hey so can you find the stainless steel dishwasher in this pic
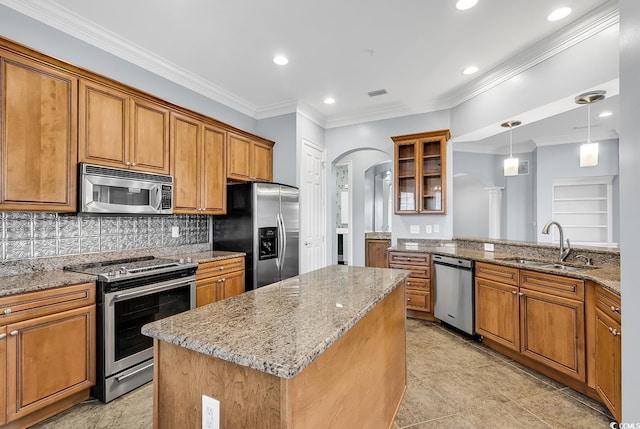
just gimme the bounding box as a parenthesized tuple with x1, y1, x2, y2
(433, 255, 475, 335)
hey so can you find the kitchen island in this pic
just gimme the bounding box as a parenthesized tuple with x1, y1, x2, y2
(141, 265, 409, 429)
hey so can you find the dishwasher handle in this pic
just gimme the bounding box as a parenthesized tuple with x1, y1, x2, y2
(433, 255, 473, 270)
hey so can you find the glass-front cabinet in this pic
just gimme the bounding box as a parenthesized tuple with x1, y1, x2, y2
(392, 130, 450, 214)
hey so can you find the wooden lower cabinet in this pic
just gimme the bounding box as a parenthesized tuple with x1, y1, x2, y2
(365, 239, 390, 268)
(0, 282, 95, 428)
(591, 286, 622, 422)
(475, 263, 586, 382)
(389, 251, 432, 318)
(0, 326, 6, 425)
(196, 257, 245, 307)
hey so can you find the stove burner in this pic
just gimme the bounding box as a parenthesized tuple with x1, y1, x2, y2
(64, 256, 197, 282)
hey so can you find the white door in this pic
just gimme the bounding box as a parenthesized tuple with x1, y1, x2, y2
(300, 139, 326, 273)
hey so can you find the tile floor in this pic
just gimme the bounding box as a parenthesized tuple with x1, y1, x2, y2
(32, 319, 615, 428)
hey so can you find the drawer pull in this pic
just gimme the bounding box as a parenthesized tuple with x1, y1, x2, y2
(407, 297, 410, 302)
(10, 330, 18, 336)
(0, 333, 6, 340)
(3, 308, 11, 315)
(610, 305, 621, 314)
(219, 267, 225, 270)
(518, 292, 524, 296)
(608, 326, 621, 337)
(511, 291, 517, 295)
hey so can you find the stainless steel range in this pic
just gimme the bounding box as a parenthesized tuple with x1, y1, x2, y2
(65, 256, 198, 402)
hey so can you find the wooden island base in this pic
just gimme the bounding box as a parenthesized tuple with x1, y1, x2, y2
(153, 284, 407, 429)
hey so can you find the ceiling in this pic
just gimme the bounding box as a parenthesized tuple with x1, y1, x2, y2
(0, 0, 619, 145)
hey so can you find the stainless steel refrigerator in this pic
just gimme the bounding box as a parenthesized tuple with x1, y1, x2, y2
(213, 182, 299, 290)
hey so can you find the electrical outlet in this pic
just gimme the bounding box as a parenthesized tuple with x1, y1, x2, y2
(171, 226, 180, 238)
(410, 225, 420, 234)
(433, 224, 440, 233)
(425, 225, 432, 234)
(484, 243, 495, 252)
(202, 395, 220, 429)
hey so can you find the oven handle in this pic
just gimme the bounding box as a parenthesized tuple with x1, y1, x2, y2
(115, 362, 154, 382)
(111, 278, 194, 302)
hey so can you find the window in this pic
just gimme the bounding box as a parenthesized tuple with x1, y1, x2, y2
(551, 176, 614, 247)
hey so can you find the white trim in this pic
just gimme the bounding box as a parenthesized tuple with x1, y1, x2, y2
(0, 0, 619, 127)
(335, 160, 353, 266)
(300, 138, 326, 271)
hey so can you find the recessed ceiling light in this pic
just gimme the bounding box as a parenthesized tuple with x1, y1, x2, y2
(462, 66, 479, 75)
(456, 0, 478, 11)
(324, 97, 336, 105)
(547, 7, 572, 22)
(273, 55, 289, 65)
(599, 111, 613, 118)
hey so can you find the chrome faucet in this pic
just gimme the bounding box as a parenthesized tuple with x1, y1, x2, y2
(541, 220, 572, 262)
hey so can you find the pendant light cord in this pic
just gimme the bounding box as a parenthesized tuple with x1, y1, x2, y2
(587, 103, 591, 144)
(509, 124, 513, 157)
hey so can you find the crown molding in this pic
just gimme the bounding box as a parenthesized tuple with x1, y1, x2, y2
(295, 102, 327, 128)
(453, 140, 537, 155)
(438, 1, 620, 109)
(0, 0, 620, 129)
(0, 0, 260, 117)
(533, 129, 619, 146)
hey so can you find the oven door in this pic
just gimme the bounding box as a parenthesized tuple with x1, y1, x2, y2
(81, 173, 169, 214)
(103, 276, 195, 377)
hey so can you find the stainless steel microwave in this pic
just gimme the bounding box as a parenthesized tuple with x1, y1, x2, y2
(79, 163, 173, 215)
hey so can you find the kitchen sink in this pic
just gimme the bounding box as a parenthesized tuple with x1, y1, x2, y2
(497, 257, 550, 266)
(542, 263, 598, 271)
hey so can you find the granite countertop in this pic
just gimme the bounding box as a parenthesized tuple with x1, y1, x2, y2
(365, 232, 392, 240)
(141, 265, 409, 379)
(162, 250, 245, 264)
(389, 243, 621, 296)
(0, 270, 97, 298)
(0, 249, 245, 298)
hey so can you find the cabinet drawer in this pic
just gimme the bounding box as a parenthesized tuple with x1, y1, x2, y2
(475, 262, 519, 286)
(0, 283, 95, 325)
(389, 252, 430, 266)
(595, 286, 621, 323)
(406, 290, 430, 311)
(520, 270, 584, 301)
(196, 257, 245, 279)
(390, 264, 430, 279)
(406, 277, 430, 291)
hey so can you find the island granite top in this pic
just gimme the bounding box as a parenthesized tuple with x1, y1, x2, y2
(141, 265, 409, 379)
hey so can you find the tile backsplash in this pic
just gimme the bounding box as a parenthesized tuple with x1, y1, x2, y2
(0, 212, 210, 261)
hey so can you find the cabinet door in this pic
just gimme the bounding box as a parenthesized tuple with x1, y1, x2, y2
(6, 305, 95, 422)
(394, 141, 418, 213)
(594, 308, 621, 422)
(519, 289, 585, 381)
(196, 277, 219, 307)
(130, 97, 170, 174)
(365, 239, 390, 268)
(220, 270, 245, 300)
(201, 123, 226, 214)
(171, 112, 200, 213)
(0, 52, 78, 211)
(420, 137, 446, 214)
(78, 80, 129, 168)
(252, 140, 273, 182)
(475, 277, 519, 351)
(227, 133, 252, 180)
(0, 326, 6, 425)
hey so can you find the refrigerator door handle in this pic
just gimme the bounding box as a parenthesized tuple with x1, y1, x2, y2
(278, 212, 287, 272)
(275, 213, 282, 270)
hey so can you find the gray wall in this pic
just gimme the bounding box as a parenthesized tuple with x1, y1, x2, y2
(0, 5, 257, 132)
(256, 113, 297, 186)
(504, 151, 535, 242)
(536, 139, 620, 243)
(452, 175, 490, 238)
(619, 0, 640, 419)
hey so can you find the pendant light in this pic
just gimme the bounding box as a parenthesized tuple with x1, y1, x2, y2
(575, 90, 605, 167)
(502, 120, 522, 176)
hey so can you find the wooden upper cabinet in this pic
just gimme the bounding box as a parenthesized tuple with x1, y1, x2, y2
(201, 123, 226, 213)
(0, 51, 78, 211)
(130, 97, 170, 174)
(227, 132, 274, 182)
(79, 80, 170, 174)
(392, 130, 449, 214)
(79, 79, 129, 167)
(171, 112, 200, 212)
(170, 112, 226, 215)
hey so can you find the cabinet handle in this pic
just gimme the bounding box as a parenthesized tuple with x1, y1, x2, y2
(518, 292, 524, 296)
(125, 161, 131, 166)
(9, 330, 18, 336)
(219, 267, 225, 270)
(3, 308, 11, 315)
(511, 291, 517, 295)
(610, 306, 621, 314)
(406, 281, 411, 286)
(131, 162, 137, 166)
(407, 297, 411, 302)
(0, 333, 6, 340)
(608, 326, 621, 336)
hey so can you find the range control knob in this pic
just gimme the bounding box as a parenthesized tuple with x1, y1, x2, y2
(119, 267, 127, 275)
(107, 270, 115, 277)
(186, 257, 192, 263)
(179, 258, 185, 264)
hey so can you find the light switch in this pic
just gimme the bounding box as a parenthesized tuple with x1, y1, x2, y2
(171, 226, 180, 238)
(410, 225, 420, 234)
(433, 224, 440, 233)
(425, 225, 432, 234)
